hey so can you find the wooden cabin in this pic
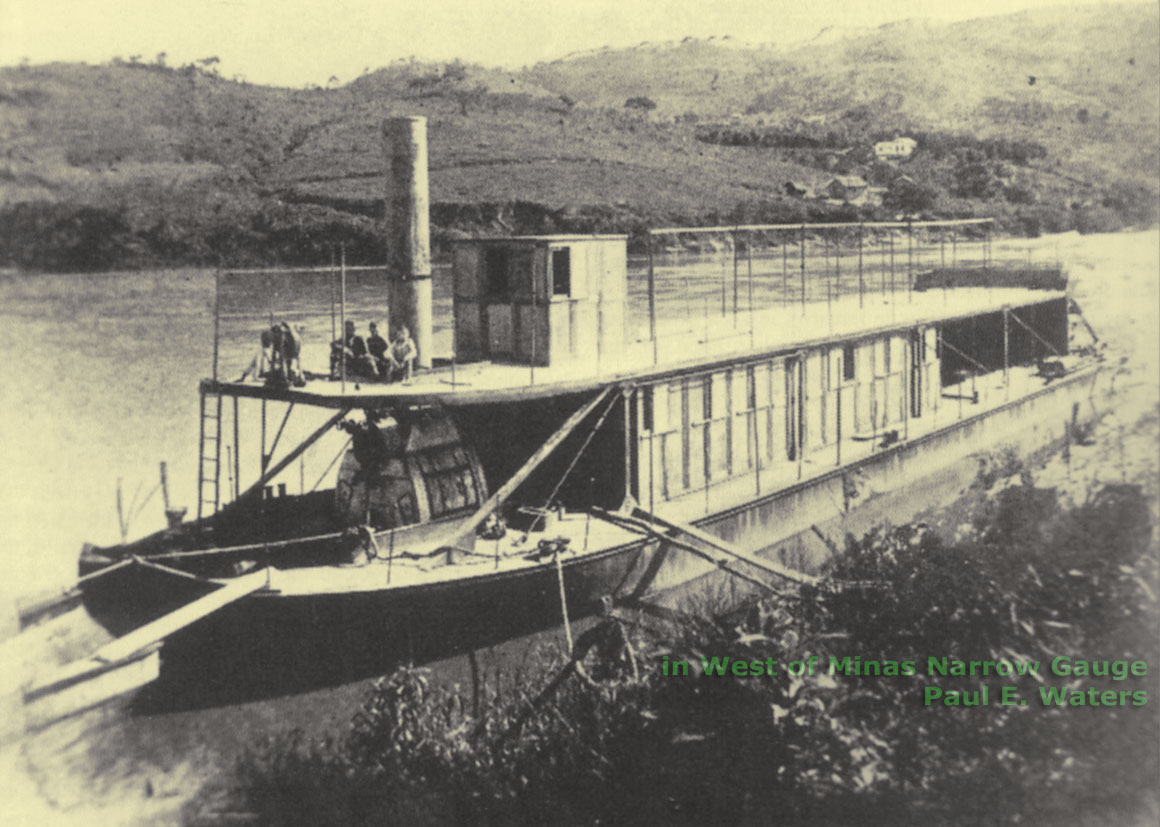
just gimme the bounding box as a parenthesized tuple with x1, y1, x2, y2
(451, 235, 628, 367)
(627, 324, 942, 511)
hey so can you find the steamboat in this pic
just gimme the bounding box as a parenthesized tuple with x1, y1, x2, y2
(17, 117, 1110, 723)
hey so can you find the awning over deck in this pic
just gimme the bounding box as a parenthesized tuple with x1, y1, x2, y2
(205, 286, 1065, 409)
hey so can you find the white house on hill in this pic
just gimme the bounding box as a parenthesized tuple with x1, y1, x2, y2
(874, 137, 917, 161)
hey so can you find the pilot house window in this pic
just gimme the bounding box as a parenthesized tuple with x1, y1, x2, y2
(552, 249, 571, 296)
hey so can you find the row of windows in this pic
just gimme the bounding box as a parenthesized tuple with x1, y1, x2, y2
(639, 359, 801, 499)
(637, 331, 937, 502)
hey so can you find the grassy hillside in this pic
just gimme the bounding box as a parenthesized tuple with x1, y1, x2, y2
(0, 3, 1156, 270)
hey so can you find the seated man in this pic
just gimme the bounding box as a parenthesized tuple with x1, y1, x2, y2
(330, 320, 377, 379)
(386, 325, 417, 383)
(366, 322, 389, 377)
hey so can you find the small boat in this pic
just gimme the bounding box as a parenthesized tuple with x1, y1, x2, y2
(19, 117, 1112, 722)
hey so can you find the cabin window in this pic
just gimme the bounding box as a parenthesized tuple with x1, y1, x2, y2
(702, 377, 713, 420)
(417, 447, 482, 519)
(642, 386, 654, 431)
(746, 366, 757, 410)
(843, 343, 855, 381)
(484, 248, 509, 297)
(551, 249, 571, 296)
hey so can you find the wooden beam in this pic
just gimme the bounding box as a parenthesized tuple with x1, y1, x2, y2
(237, 408, 350, 502)
(589, 507, 782, 595)
(446, 386, 615, 547)
(92, 568, 270, 664)
(1007, 307, 1064, 357)
(632, 508, 820, 586)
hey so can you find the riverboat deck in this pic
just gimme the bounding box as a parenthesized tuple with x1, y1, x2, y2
(207, 286, 1064, 407)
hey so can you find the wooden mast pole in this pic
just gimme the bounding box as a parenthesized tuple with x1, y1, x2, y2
(238, 409, 351, 503)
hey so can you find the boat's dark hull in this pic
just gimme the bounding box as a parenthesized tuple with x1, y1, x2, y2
(84, 361, 1111, 710)
(104, 539, 649, 708)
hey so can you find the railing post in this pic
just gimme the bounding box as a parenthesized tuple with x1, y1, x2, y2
(746, 231, 754, 347)
(340, 245, 347, 393)
(647, 233, 657, 365)
(1002, 304, 1011, 389)
(907, 220, 914, 303)
(857, 223, 864, 309)
(799, 224, 806, 317)
(530, 246, 537, 386)
(233, 395, 240, 502)
(731, 228, 739, 324)
(782, 234, 788, 304)
(212, 268, 221, 382)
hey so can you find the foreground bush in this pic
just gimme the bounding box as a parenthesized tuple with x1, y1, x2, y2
(191, 483, 1158, 826)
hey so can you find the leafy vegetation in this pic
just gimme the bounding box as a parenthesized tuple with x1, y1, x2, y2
(190, 482, 1158, 826)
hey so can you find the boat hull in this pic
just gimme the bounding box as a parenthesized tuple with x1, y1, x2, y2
(90, 362, 1111, 708)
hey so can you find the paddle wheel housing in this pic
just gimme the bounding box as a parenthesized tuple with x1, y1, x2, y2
(334, 410, 488, 530)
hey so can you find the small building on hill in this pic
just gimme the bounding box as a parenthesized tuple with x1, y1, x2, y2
(821, 175, 869, 203)
(874, 137, 918, 161)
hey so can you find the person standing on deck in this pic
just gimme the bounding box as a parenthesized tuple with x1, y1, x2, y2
(331, 320, 377, 379)
(239, 329, 274, 382)
(278, 321, 305, 385)
(386, 326, 417, 384)
(366, 322, 389, 377)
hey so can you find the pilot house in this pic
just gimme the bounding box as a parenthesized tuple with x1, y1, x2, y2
(451, 236, 628, 367)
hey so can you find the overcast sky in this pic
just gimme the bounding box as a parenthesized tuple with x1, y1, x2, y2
(1, 0, 1147, 87)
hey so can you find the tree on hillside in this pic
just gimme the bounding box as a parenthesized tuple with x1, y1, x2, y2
(883, 177, 939, 214)
(624, 96, 657, 113)
(952, 151, 1003, 200)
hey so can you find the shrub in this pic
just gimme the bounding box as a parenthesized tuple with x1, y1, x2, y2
(198, 481, 1157, 827)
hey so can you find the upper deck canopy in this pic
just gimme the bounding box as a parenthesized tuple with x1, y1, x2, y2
(206, 280, 1065, 408)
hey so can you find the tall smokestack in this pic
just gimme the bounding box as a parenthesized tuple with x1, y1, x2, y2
(383, 116, 432, 370)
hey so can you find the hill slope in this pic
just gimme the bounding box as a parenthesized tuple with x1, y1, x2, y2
(0, 3, 1156, 270)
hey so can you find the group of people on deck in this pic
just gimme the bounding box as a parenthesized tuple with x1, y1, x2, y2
(240, 322, 304, 387)
(239, 320, 417, 386)
(330, 320, 417, 383)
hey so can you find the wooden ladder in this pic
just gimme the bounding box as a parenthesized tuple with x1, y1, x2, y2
(197, 389, 223, 520)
